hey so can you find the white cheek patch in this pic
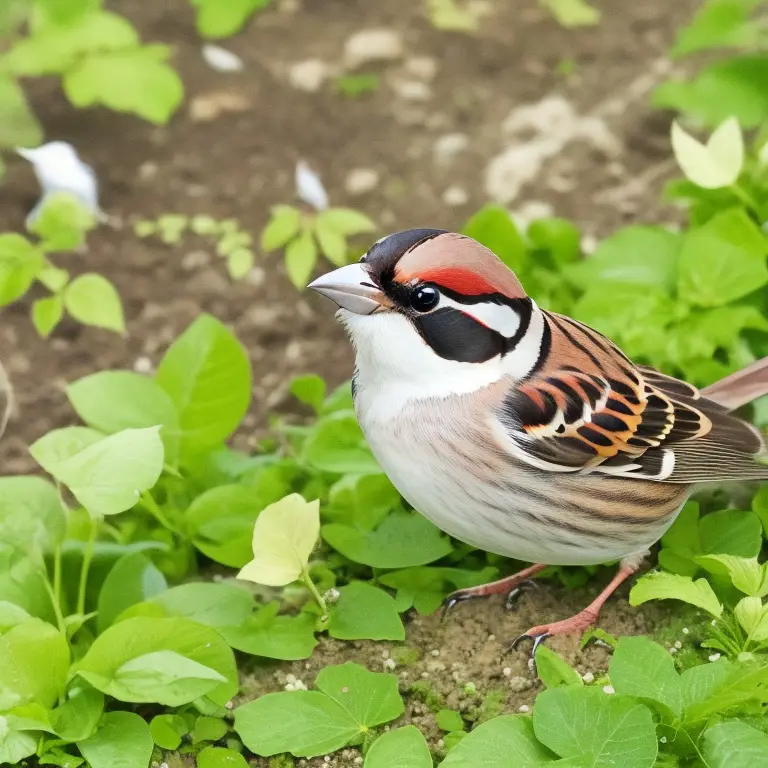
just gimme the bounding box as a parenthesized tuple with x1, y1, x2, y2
(439, 296, 521, 338)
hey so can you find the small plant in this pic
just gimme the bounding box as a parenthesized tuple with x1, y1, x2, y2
(335, 73, 381, 98)
(426, 0, 483, 31)
(0, 193, 125, 336)
(540, 0, 601, 28)
(189, 0, 272, 39)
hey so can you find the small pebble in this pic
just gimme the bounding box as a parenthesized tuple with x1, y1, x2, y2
(603, 685, 615, 695)
(582, 672, 595, 684)
(421, 671, 429, 679)
(289, 59, 328, 92)
(503, 667, 512, 677)
(669, 648, 677, 655)
(708, 653, 721, 662)
(133, 356, 152, 374)
(345, 167, 379, 196)
(431, 649, 441, 657)
(443, 186, 469, 206)
(518, 704, 530, 713)
(286, 674, 297, 684)
(682, 627, 689, 635)
(202, 44, 244, 72)
(383, 658, 396, 670)
(660, 736, 667, 744)
(488, 635, 496, 642)
(344, 28, 403, 69)
(674, 641, 682, 649)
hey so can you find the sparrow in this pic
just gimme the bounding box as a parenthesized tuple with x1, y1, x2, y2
(308, 229, 768, 649)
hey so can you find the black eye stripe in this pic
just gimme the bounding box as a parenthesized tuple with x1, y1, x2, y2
(413, 307, 505, 363)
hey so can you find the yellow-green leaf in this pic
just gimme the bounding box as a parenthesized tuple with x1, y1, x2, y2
(671, 117, 744, 189)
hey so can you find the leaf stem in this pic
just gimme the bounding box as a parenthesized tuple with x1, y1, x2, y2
(302, 566, 328, 619)
(77, 514, 99, 616)
(42, 575, 66, 637)
(140, 490, 176, 532)
(53, 544, 63, 614)
(730, 182, 761, 216)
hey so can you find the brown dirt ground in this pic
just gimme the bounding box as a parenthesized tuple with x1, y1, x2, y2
(0, 0, 703, 764)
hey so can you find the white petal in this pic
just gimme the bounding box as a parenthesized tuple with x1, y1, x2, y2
(202, 44, 244, 73)
(707, 117, 744, 185)
(671, 119, 742, 189)
(296, 161, 329, 211)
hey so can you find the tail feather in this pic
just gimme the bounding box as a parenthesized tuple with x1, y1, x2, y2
(701, 356, 768, 412)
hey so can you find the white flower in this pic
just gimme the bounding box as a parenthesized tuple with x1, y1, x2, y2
(671, 117, 744, 189)
(296, 160, 329, 211)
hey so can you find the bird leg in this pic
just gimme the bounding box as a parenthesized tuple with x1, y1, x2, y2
(513, 561, 638, 651)
(442, 563, 547, 616)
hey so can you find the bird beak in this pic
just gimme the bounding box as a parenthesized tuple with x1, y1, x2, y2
(308, 263, 388, 315)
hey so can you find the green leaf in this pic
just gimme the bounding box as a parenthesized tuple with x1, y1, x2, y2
(148, 582, 254, 629)
(75, 617, 236, 706)
(0, 618, 69, 710)
(50, 685, 104, 742)
(64, 273, 125, 333)
(315, 217, 348, 266)
(685, 661, 768, 721)
(671, 118, 744, 189)
(197, 746, 249, 768)
(0, 602, 31, 632)
(34, 0, 100, 25)
(440, 715, 555, 767)
(703, 721, 768, 768)
(227, 248, 253, 279)
(699, 509, 763, 557)
(566, 226, 681, 292)
(156, 314, 251, 460)
(290, 374, 326, 413)
(261, 206, 301, 251)
(680, 659, 731, 712)
(365, 725, 432, 768)
(328, 581, 405, 641)
(30, 427, 164, 516)
(237, 495, 319, 587)
(32, 296, 64, 337)
(97, 552, 167, 633)
(149, 713, 188, 750)
(302, 412, 380, 474)
(435, 710, 465, 731)
(0, 75, 43, 148)
(322, 511, 452, 568)
(629, 572, 722, 617)
(462, 205, 526, 272)
(64, 46, 183, 125)
(77, 711, 153, 768)
(193, 0, 270, 39)
(38, 265, 70, 292)
(285, 230, 318, 289)
(5, 11, 139, 75)
(734, 596, 768, 640)
(29, 192, 95, 251)
(535, 646, 583, 689)
(541, 0, 600, 27)
(218, 604, 317, 660)
(527, 217, 581, 266)
(533, 686, 657, 768)
(235, 662, 403, 757)
(67, 371, 180, 461)
(609, 636, 682, 717)
(653, 55, 768, 129)
(0, 475, 66, 552)
(672, 0, 762, 57)
(186, 485, 264, 568)
(0, 234, 44, 306)
(0, 718, 36, 765)
(316, 208, 376, 237)
(695, 555, 768, 596)
(325, 472, 400, 531)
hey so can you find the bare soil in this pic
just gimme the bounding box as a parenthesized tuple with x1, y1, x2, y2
(0, 0, 700, 764)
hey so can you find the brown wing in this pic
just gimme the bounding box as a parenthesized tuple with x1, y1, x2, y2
(498, 313, 768, 482)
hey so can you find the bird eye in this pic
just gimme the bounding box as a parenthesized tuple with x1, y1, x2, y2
(409, 284, 440, 312)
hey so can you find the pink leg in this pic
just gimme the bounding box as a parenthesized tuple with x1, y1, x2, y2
(513, 562, 639, 653)
(443, 563, 547, 615)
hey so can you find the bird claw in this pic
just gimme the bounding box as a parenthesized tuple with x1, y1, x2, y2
(505, 579, 540, 611)
(440, 592, 473, 621)
(510, 631, 551, 673)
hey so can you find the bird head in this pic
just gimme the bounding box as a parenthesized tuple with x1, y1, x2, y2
(309, 230, 547, 397)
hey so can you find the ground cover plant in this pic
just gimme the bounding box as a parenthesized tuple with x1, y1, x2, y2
(1, 0, 768, 766)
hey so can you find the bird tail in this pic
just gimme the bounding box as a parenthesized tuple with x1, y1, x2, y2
(702, 356, 768, 412)
(0, 361, 11, 441)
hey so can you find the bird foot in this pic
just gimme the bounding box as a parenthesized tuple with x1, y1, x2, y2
(511, 608, 599, 657)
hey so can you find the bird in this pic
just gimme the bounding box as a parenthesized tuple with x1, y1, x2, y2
(308, 228, 768, 651)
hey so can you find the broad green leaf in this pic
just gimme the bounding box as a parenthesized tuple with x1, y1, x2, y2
(150, 713, 188, 750)
(695, 555, 768, 596)
(0, 618, 69, 710)
(37, 265, 69, 292)
(677, 208, 768, 307)
(32, 296, 64, 337)
(653, 56, 768, 128)
(0, 475, 66, 552)
(440, 715, 555, 767)
(227, 248, 253, 278)
(436, 710, 465, 732)
(64, 274, 125, 333)
(261, 206, 301, 251)
(527, 217, 581, 266)
(156, 314, 251, 460)
(218, 604, 317, 660)
(0, 234, 44, 306)
(74, 616, 237, 706)
(193, 0, 270, 38)
(322, 511, 452, 568)
(0, 602, 31, 632)
(609, 636, 682, 717)
(34, 0, 100, 24)
(97, 552, 167, 633)
(533, 686, 657, 768)
(365, 725, 432, 768)
(67, 371, 180, 461)
(680, 659, 731, 712)
(685, 662, 768, 721)
(325, 472, 401, 531)
(29, 192, 95, 251)
(315, 217, 347, 266)
(0, 75, 43, 148)
(50, 685, 104, 742)
(316, 208, 376, 237)
(5, 11, 139, 75)
(197, 746, 249, 768)
(0, 547, 54, 623)
(30, 426, 164, 516)
(328, 581, 405, 641)
(699, 509, 763, 557)
(734, 596, 767, 639)
(186, 485, 265, 568)
(703, 721, 768, 768)
(237, 494, 319, 587)
(672, 0, 762, 57)
(193, 718, 230, 746)
(541, 0, 600, 27)
(0, 717, 36, 764)
(285, 230, 318, 289)
(463, 205, 526, 272)
(148, 582, 254, 629)
(64, 46, 183, 125)
(77, 711, 153, 768)
(671, 118, 744, 189)
(629, 572, 722, 617)
(565, 226, 681, 292)
(302, 412, 380, 474)
(535, 646, 583, 689)
(290, 374, 326, 413)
